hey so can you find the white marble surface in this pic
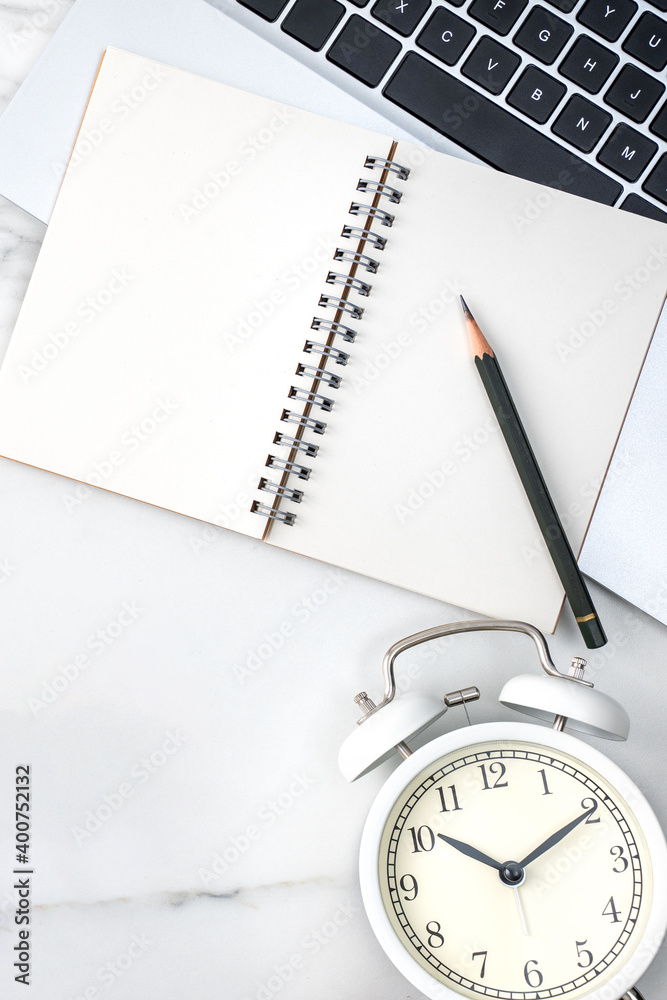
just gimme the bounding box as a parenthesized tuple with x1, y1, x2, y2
(0, 4, 666, 998)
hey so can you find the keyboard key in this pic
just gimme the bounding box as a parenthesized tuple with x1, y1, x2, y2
(417, 8, 477, 65)
(577, 0, 637, 41)
(507, 64, 567, 121)
(621, 193, 667, 221)
(605, 63, 665, 122)
(514, 6, 574, 64)
(552, 93, 612, 150)
(468, 0, 528, 36)
(237, 0, 289, 19)
(646, 0, 667, 11)
(383, 52, 623, 202)
(545, 0, 577, 10)
(327, 14, 402, 85)
(643, 153, 667, 203)
(462, 35, 521, 92)
(623, 12, 667, 71)
(597, 123, 658, 180)
(559, 35, 619, 92)
(372, 0, 431, 35)
(282, 0, 345, 50)
(650, 100, 667, 138)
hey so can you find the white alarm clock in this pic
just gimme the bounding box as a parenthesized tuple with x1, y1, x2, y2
(339, 620, 666, 1000)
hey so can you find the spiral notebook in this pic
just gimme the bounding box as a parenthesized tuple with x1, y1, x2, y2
(0, 48, 665, 632)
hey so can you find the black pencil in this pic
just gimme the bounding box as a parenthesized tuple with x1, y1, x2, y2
(460, 296, 607, 650)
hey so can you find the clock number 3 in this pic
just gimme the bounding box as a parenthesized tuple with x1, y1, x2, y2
(611, 844, 629, 873)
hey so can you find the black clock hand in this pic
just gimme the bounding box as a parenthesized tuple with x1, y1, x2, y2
(437, 833, 502, 871)
(519, 805, 596, 869)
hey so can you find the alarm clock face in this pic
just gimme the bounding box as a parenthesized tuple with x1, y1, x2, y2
(361, 723, 667, 1000)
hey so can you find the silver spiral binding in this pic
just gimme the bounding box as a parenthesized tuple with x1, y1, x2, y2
(288, 386, 335, 410)
(304, 342, 350, 365)
(311, 318, 357, 342)
(318, 294, 364, 319)
(325, 271, 372, 297)
(281, 409, 327, 435)
(266, 456, 311, 479)
(252, 149, 410, 526)
(295, 363, 343, 388)
(258, 479, 304, 503)
(349, 203, 395, 227)
(251, 502, 297, 525)
(333, 248, 379, 273)
(356, 179, 402, 203)
(340, 225, 387, 250)
(273, 433, 319, 457)
(364, 155, 410, 179)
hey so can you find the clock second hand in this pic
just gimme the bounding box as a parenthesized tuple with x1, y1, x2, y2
(436, 833, 531, 936)
(513, 887, 529, 937)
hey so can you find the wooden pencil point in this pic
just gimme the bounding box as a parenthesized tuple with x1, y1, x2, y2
(460, 296, 494, 360)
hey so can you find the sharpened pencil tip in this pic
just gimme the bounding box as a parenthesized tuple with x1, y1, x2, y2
(460, 296, 494, 359)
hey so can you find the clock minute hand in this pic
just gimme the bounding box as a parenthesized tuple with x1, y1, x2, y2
(519, 805, 596, 869)
(437, 833, 502, 871)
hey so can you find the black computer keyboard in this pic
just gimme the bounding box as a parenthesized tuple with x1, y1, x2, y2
(234, 0, 667, 221)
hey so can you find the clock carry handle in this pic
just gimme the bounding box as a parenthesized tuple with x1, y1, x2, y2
(367, 619, 591, 720)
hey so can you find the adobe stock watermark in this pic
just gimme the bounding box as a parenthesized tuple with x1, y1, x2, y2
(233, 568, 348, 684)
(66, 932, 153, 1000)
(555, 245, 667, 362)
(28, 601, 144, 714)
(6, 0, 69, 54)
(71, 730, 189, 846)
(223, 236, 337, 353)
(199, 772, 316, 887)
(17, 267, 134, 384)
(521, 445, 633, 567)
(62, 396, 180, 512)
(394, 414, 499, 524)
(50, 64, 170, 181)
(179, 107, 295, 222)
(243, 900, 357, 1000)
(351, 278, 462, 394)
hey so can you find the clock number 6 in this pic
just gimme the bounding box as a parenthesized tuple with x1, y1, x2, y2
(425, 921, 444, 949)
(524, 959, 543, 987)
(399, 874, 418, 900)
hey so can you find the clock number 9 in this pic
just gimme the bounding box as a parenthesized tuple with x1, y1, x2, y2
(611, 845, 629, 873)
(524, 959, 543, 987)
(425, 921, 444, 949)
(399, 874, 418, 900)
